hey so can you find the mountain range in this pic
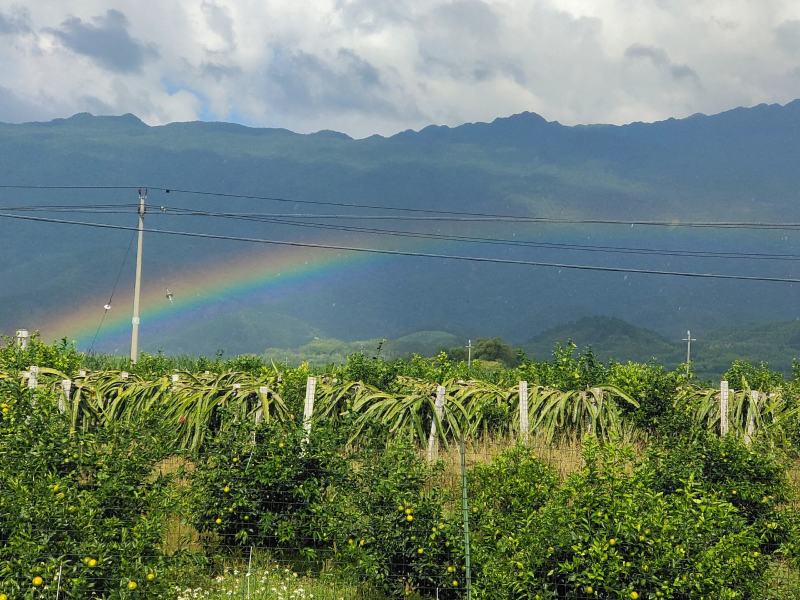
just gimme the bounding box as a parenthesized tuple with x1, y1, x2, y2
(1, 101, 800, 363)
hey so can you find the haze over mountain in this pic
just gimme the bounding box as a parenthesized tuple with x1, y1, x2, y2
(1, 100, 800, 363)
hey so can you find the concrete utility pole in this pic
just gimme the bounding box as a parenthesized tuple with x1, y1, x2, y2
(130, 189, 146, 363)
(466, 339, 472, 368)
(682, 329, 696, 374)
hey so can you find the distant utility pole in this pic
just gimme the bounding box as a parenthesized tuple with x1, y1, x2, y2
(466, 339, 472, 368)
(682, 329, 696, 374)
(130, 189, 146, 363)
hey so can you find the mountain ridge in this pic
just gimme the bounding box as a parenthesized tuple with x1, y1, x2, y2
(2, 99, 800, 355)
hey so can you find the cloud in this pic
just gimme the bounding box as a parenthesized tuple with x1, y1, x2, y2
(0, 1, 798, 136)
(47, 9, 158, 73)
(265, 46, 388, 114)
(0, 7, 29, 34)
(200, 1, 235, 51)
(625, 43, 699, 82)
(775, 20, 800, 54)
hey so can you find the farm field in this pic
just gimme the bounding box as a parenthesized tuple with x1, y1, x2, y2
(3, 336, 800, 598)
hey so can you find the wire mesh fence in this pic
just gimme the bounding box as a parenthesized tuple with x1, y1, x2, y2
(2, 369, 800, 599)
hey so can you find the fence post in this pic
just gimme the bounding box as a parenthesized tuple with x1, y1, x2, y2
(459, 437, 472, 599)
(256, 386, 269, 424)
(427, 385, 447, 462)
(27, 366, 39, 390)
(518, 381, 529, 445)
(745, 390, 758, 445)
(59, 379, 72, 414)
(720, 380, 729, 436)
(15, 329, 29, 349)
(303, 377, 316, 441)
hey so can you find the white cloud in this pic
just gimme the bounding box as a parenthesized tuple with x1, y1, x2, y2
(0, 0, 798, 136)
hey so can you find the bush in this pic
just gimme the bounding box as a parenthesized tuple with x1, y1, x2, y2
(327, 439, 465, 598)
(472, 440, 772, 599)
(0, 381, 176, 598)
(646, 429, 788, 522)
(0, 334, 82, 375)
(188, 418, 349, 555)
(606, 362, 684, 429)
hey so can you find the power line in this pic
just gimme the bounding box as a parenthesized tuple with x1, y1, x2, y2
(158, 205, 800, 261)
(2, 184, 800, 230)
(2, 211, 799, 284)
(88, 231, 137, 354)
(5, 200, 800, 260)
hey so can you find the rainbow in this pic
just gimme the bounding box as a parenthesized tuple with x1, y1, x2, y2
(40, 243, 384, 351)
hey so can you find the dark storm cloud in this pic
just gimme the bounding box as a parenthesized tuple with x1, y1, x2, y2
(265, 46, 390, 114)
(625, 43, 699, 82)
(775, 20, 800, 54)
(48, 9, 158, 73)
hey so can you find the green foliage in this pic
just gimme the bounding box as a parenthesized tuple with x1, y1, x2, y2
(517, 343, 609, 390)
(646, 430, 787, 522)
(472, 440, 774, 599)
(326, 440, 465, 598)
(606, 362, 685, 429)
(189, 419, 349, 554)
(0, 334, 82, 375)
(0, 381, 175, 598)
(724, 360, 784, 392)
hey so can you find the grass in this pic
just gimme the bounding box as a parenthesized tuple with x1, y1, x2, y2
(172, 560, 379, 600)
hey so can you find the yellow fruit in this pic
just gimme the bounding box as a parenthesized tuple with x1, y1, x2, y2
(609, 538, 617, 546)
(0, 592, 7, 600)
(232, 457, 239, 463)
(417, 547, 424, 555)
(359, 539, 365, 546)
(146, 573, 156, 581)
(406, 515, 414, 522)
(223, 486, 230, 493)
(87, 558, 98, 568)
(215, 517, 222, 525)
(452, 580, 459, 587)
(631, 592, 639, 600)
(447, 566, 455, 573)
(32, 576, 44, 586)
(128, 580, 138, 590)
(405, 508, 413, 515)
(586, 586, 594, 594)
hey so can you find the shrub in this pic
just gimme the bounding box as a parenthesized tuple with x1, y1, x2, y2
(328, 438, 465, 598)
(606, 362, 684, 429)
(472, 440, 771, 599)
(0, 381, 176, 598)
(646, 429, 788, 522)
(188, 418, 349, 555)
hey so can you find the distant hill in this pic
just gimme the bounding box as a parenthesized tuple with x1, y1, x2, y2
(524, 317, 682, 364)
(3, 101, 800, 354)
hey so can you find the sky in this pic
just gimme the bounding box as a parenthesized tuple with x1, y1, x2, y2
(0, 0, 799, 137)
